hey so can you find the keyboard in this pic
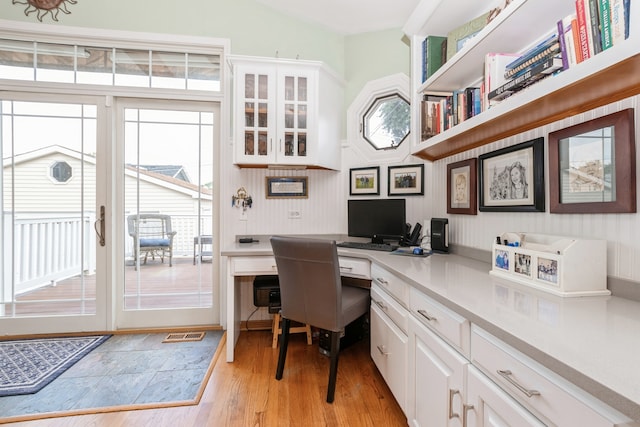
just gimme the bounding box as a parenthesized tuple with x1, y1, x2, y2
(337, 241, 398, 252)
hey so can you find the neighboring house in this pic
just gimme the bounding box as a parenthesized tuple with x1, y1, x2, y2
(2, 145, 212, 292)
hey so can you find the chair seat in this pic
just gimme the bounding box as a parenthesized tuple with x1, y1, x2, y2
(140, 238, 170, 247)
(339, 286, 370, 331)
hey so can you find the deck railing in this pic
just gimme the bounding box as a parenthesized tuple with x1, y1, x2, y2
(4, 212, 212, 296)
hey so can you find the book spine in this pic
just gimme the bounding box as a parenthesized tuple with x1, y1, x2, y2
(504, 43, 560, 78)
(488, 57, 562, 101)
(505, 33, 558, 71)
(575, 0, 592, 60)
(571, 17, 584, 62)
(623, 0, 630, 39)
(422, 38, 427, 83)
(588, 0, 603, 54)
(509, 51, 560, 79)
(557, 19, 570, 70)
(473, 87, 481, 116)
(563, 15, 578, 66)
(599, 0, 613, 50)
(610, 0, 625, 44)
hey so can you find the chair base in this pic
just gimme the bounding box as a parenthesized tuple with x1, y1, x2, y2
(272, 313, 312, 348)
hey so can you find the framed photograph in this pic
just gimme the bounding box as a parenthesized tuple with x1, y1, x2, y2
(266, 176, 308, 199)
(446, 12, 490, 61)
(537, 257, 559, 284)
(479, 137, 545, 212)
(494, 248, 510, 271)
(447, 158, 477, 215)
(388, 164, 424, 196)
(548, 108, 636, 214)
(349, 166, 380, 195)
(514, 252, 532, 278)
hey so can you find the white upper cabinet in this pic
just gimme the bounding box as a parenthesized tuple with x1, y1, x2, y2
(231, 56, 343, 170)
(403, 0, 640, 161)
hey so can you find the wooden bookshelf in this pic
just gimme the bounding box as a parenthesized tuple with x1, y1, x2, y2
(405, 0, 640, 162)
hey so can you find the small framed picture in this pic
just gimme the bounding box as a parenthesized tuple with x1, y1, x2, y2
(447, 158, 477, 215)
(494, 248, 510, 271)
(388, 164, 424, 196)
(349, 166, 380, 195)
(537, 257, 559, 284)
(514, 252, 532, 278)
(266, 176, 308, 199)
(479, 137, 545, 212)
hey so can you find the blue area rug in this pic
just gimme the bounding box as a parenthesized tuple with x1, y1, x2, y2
(0, 335, 110, 397)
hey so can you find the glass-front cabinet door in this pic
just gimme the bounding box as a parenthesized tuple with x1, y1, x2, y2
(232, 57, 340, 169)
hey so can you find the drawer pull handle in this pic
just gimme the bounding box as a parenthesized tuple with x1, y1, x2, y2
(448, 389, 460, 419)
(376, 277, 389, 285)
(417, 309, 437, 322)
(373, 299, 387, 310)
(376, 345, 389, 356)
(339, 266, 353, 271)
(462, 404, 474, 427)
(497, 370, 540, 398)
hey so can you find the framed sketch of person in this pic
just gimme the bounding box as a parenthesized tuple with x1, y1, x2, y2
(478, 137, 545, 212)
(548, 109, 636, 214)
(447, 158, 477, 215)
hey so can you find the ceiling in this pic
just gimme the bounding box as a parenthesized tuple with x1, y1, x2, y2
(256, 0, 421, 35)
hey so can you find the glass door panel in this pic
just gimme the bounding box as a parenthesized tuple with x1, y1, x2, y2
(121, 104, 215, 321)
(0, 96, 105, 332)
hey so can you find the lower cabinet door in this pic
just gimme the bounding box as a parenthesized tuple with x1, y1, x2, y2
(466, 365, 545, 427)
(407, 316, 467, 427)
(370, 303, 407, 412)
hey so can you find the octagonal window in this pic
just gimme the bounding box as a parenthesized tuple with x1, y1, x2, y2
(51, 161, 72, 183)
(363, 93, 410, 150)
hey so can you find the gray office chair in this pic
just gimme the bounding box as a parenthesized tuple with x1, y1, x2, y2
(270, 236, 370, 403)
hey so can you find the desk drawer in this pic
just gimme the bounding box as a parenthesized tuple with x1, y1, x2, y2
(339, 257, 370, 279)
(471, 326, 629, 427)
(230, 256, 277, 275)
(371, 263, 408, 307)
(371, 283, 408, 334)
(409, 286, 469, 356)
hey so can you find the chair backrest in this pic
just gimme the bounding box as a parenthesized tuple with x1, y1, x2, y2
(127, 214, 173, 240)
(270, 236, 343, 332)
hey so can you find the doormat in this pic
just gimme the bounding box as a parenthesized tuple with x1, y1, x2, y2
(0, 335, 110, 397)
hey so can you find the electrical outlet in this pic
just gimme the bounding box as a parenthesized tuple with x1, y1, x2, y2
(288, 210, 302, 219)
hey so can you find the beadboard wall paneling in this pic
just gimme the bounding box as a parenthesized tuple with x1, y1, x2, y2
(429, 97, 640, 283)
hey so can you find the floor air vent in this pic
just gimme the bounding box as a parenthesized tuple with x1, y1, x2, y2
(162, 331, 206, 343)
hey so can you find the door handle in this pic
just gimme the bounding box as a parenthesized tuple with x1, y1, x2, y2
(94, 205, 105, 247)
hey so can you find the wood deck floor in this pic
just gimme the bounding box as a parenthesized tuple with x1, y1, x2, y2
(3, 330, 407, 426)
(10, 256, 214, 316)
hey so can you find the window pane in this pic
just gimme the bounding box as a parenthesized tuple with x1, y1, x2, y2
(152, 51, 186, 90)
(77, 46, 113, 85)
(114, 49, 150, 87)
(35, 42, 75, 83)
(186, 53, 220, 91)
(0, 39, 34, 80)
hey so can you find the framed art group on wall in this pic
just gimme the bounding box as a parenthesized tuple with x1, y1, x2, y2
(350, 164, 424, 196)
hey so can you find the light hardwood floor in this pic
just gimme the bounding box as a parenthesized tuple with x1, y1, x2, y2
(5, 330, 407, 427)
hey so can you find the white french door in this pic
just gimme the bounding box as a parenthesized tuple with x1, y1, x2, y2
(0, 92, 109, 334)
(114, 98, 219, 329)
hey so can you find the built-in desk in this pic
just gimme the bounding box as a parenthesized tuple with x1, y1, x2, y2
(222, 235, 640, 422)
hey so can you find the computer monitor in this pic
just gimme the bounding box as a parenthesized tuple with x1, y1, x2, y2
(347, 199, 406, 243)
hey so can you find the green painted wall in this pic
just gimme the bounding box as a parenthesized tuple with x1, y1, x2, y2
(0, 0, 410, 137)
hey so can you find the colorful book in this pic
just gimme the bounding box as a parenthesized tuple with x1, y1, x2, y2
(598, 0, 613, 50)
(557, 19, 570, 70)
(571, 16, 584, 62)
(422, 35, 447, 83)
(588, 0, 603, 54)
(562, 14, 579, 67)
(575, 0, 591, 61)
(488, 56, 563, 102)
(505, 32, 558, 72)
(504, 42, 560, 79)
(421, 92, 450, 139)
(610, 0, 625, 44)
(623, 0, 630, 39)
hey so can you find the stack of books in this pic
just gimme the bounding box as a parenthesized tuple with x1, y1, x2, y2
(487, 32, 563, 104)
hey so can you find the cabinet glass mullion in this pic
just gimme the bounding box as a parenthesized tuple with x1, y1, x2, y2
(282, 75, 308, 157)
(243, 73, 269, 156)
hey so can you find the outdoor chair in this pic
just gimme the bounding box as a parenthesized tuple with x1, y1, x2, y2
(127, 214, 176, 269)
(270, 236, 370, 403)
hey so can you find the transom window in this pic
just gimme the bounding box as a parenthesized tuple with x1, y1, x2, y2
(363, 93, 410, 150)
(0, 39, 221, 91)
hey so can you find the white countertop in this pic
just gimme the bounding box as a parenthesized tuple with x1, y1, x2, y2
(222, 235, 640, 421)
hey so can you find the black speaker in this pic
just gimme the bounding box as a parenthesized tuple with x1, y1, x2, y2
(431, 218, 449, 253)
